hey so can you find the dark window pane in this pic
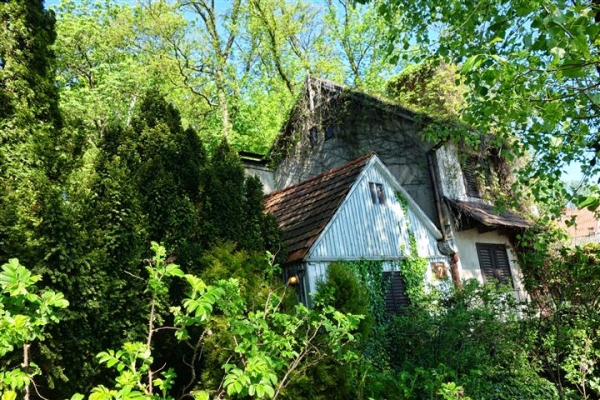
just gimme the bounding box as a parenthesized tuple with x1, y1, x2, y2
(309, 127, 318, 146)
(376, 183, 385, 204)
(369, 182, 385, 205)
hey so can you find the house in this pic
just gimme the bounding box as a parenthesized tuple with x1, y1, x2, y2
(264, 152, 449, 309)
(239, 151, 275, 193)
(264, 76, 531, 301)
(559, 207, 600, 246)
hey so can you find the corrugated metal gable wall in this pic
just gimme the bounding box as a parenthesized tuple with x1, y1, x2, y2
(307, 164, 440, 262)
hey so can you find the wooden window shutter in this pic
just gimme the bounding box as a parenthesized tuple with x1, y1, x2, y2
(383, 271, 410, 313)
(463, 156, 482, 198)
(476, 243, 513, 287)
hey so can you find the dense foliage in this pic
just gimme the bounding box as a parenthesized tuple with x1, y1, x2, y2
(0, 244, 361, 400)
(365, 0, 600, 212)
(2, 0, 600, 399)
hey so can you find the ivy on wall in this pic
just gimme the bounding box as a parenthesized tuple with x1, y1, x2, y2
(395, 191, 430, 307)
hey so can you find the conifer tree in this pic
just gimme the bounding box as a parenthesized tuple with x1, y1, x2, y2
(243, 176, 284, 256)
(133, 93, 206, 269)
(242, 176, 271, 252)
(0, 1, 86, 395)
(202, 138, 246, 248)
(0, 0, 64, 264)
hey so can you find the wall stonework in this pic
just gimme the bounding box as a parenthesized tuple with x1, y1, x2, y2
(273, 85, 439, 227)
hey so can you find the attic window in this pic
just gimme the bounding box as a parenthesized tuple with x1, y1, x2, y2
(369, 182, 385, 205)
(309, 127, 318, 146)
(325, 125, 334, 140)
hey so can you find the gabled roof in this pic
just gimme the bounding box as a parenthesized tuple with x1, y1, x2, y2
(445, 198, 532, 231)
(301, 76, 421, 122)
(265, 152, 374, 263)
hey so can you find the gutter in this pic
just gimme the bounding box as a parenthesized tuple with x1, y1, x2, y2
(427, 141, 461, 286)
(427, 141, 452, 243)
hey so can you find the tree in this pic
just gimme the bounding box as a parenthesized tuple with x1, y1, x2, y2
(324, 0, 400, 92)
(51, 0, 402, 155)
(367, 0, 600, 212)
(133, 92, 206, 268)
(0, 0, 66, 265)
(386, 61, 466, 118)
(53, 0, 191, 142)
(201, 138, 246, 248)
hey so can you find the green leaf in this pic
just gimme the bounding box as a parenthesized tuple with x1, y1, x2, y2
(264, 385, 275, 398)
(191, 391, 210, 400)
(578, 195, 599, 211)
(1, 391, 17, 400)
(461, 55, 483, 73)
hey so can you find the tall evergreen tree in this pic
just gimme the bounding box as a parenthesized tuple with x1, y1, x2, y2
(202, 138, 246, 248)
(133, 93, 206, 269)
(0, 0, 63, 264)
(0, 1, 86, 394)
(241, 176, 268, 251)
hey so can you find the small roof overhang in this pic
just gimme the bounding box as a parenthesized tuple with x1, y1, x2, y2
(445, 198, 532, 233)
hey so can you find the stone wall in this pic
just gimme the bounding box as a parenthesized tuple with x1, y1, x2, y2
(273, 79, 439, 227)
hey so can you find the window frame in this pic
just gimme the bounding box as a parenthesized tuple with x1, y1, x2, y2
(369, 182, 386, 205)
(475, 243, 514, 287)
(383, 270, 409, 314)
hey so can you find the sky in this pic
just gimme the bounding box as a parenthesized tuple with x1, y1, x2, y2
(563, 161, 584, 184)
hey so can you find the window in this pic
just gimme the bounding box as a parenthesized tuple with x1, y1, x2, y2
(325, 125, 334, 140)
(462, 155, 482, 198)
(476, 243, 513, 287)
(309, 127, 318, 146)
(369, 182, 385, 205)
(383, 271, 409, 313)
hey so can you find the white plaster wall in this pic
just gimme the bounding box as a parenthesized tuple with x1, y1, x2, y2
(436, 143, 467, 200)
(243, 165, 275, 194)
(454, 228, 527, 302)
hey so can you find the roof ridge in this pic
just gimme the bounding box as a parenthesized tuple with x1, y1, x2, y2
(305, 76, 421, 121)
(266, 151, 375, 198)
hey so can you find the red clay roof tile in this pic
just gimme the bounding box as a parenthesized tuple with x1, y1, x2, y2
(265, 152, 374, 263)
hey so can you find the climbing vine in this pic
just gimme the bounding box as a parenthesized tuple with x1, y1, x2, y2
(341, 260, 386, 324)
(395, 191, 429, 307)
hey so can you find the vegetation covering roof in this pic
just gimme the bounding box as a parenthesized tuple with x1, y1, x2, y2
(265, 152, 374, 263)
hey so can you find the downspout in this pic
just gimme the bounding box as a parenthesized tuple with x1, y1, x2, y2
(427, 142, 461, 287)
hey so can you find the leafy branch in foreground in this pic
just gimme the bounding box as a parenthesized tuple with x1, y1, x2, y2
(71, 243, 361, 399)
(0, 259, 69, 400)
(368, 0, 600, 212)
